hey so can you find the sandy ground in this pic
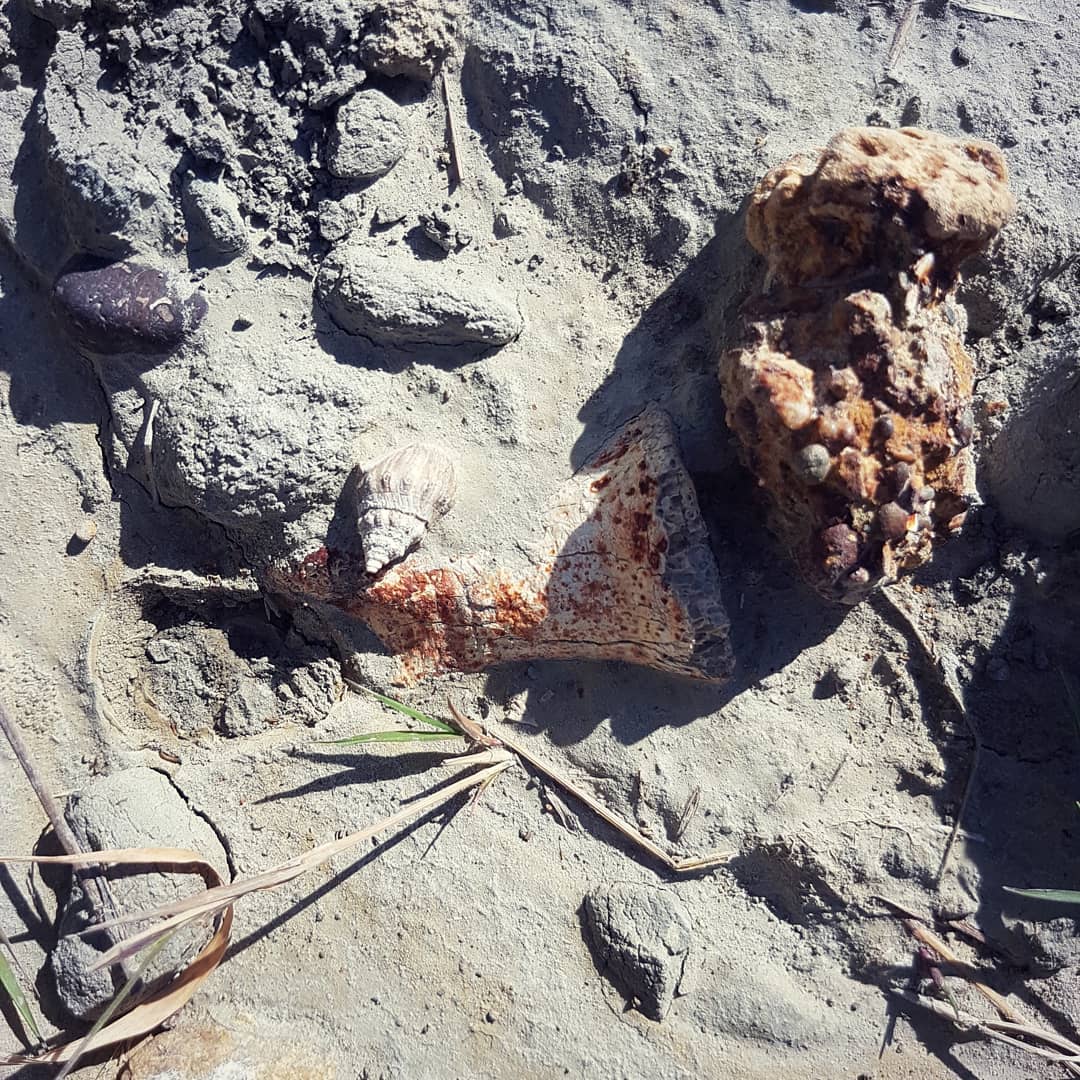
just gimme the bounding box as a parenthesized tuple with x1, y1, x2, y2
(1, 1, 1079, 1077)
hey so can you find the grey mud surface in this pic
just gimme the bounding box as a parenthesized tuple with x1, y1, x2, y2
(1, 2, 1079, 1078)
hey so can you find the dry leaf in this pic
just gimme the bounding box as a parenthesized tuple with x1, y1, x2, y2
(0, 847, 230, 1067)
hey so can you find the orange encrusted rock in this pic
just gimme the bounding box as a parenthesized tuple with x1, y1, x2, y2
(746, 127, 1015, 287)
(721, 127, 1014, 603)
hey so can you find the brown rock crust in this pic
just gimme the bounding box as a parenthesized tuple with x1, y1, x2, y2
(721, 127, 1014, 603)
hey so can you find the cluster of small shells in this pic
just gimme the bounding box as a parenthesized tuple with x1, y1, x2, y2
(720, 127, 1016, 603)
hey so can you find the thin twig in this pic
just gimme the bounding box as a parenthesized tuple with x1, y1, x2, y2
(0, 701, 82, 858)
(485, 716, 732, 874)
(441, 70, 464, 189)
(886, 0, 922, 73)
(878, 895, 1080, 1078)
(899, 990, 1080, 1063)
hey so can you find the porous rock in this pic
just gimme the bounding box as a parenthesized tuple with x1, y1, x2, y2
(152, 350, 369, 534)
(181, 175, 248, 259)
(583, 882, 692, 1021)
(326, 88, 408, 181)
(317, 244, 522, 347)
(747, 127, 1014, 287)
(720, 127, 1015, 603)
(53, 260, 207, 354)
(360, 0, 463, 82)
(38, 35, 170, 257)
(50, 767, 229, 1021)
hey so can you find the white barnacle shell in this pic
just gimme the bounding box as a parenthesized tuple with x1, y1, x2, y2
(355, 443, 457, 574)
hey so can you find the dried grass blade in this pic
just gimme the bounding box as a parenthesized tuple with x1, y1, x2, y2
(0, 855, 230, 1067)
(883, 897, 1080, 1078)
(0, 846, 215, 871)
(84, 760, 514, 937)
(899, 990, 1080, 1062)
(87, 901, 226, 971)
(318, 730, 461, 745)
(949, 1, 1040, 21)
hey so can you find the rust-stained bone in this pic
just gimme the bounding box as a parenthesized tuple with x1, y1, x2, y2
(270, 406, 734, 684)
(720, 127, 1015, 603)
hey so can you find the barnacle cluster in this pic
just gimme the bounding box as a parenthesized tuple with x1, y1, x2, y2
(720, 127, 1015, 603)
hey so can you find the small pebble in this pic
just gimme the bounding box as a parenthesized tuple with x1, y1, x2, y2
(326, 89, 407, 181)
(796, 443, 831, 484)
(878, 501, 909, 540)
(73, 517, 97, 544)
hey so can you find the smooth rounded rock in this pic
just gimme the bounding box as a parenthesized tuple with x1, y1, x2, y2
(53, 260, 207, 354)
(326, 89, 407, 181)
(317, 244, 522, 347)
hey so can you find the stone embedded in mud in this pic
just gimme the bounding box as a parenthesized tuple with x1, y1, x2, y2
(720, 127, 1015, 603)
(316, 243, 523, 347)
(152, 348, 370, 534)
(269, 405, 734, 684)
(53, 260, 207, 354)
(583, 882, 692, 1021)
(181, 174, 248, 258)
(360, 0, 463, 81)
(38, 36, 170, 258)
(50, 767, 228, 1021)
(326, 88, 408, 181)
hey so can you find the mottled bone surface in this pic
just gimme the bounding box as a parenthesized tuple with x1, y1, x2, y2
(720, 127, 1014, 603)
(271, 406, 733, 683)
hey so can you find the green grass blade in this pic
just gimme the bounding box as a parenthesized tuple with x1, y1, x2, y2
(1003, 886, 1080, 905)
(0, 939, 42, 1046)
(356, 687, 456, 733)
(318, 730, 460, 745)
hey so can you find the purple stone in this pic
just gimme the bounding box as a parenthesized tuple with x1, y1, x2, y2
(53, 261, 207, 355)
